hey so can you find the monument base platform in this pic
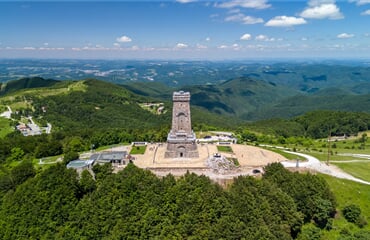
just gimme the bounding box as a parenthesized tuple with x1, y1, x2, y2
(165, 141, 199, 158)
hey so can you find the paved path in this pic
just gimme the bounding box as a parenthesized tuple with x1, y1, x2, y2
(281, 151, 370, 185)
(330, 160, 370, 163)
(0, 106, 12, 119)
(338, 153, 370, 159)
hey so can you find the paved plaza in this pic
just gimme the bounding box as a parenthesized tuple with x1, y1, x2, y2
(129, 143, 287, 179)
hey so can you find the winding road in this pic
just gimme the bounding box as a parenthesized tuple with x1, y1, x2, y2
(281, 151, 370, 185)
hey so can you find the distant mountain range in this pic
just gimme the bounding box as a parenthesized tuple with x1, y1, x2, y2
(2, 56, 370, 124)
(0, 77, 240, 132)
(2, 59, 370, 89)
(123, 77, 370, 121)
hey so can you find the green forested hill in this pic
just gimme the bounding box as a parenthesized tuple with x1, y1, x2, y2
(124, 77, 298, 119)
(0, 162, 341, 239)
(123, 75, 370, 122)
(122, 81, 173, 99)
(248, 94, 370, 120)
(33, 79, 169, 131)
(2, 77, 370, 140)
(0, 78, 239, 132)
(245, 110, 370, 138)
(0, 77, 241, 162)
(0, 77, 60, 96)
(187, 77, 297, 118)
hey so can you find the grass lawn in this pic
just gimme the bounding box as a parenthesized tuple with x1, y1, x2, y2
(95, 143, 130, 151)
(228, 157, 240, 166)
(130, 145, 147, 155)
(319, 174, 370, 239)
(0, 117, 14, 138)
(217, 145, 233, 153)
(332, 162, 370, 182)
(307, 151, 361, 162)
(267, 147, 307, 161)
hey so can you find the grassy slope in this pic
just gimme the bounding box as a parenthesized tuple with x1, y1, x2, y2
(0, 78, 240, 133)
(0, 118, 13, 138)
(0, 81, 87, 112)
(320, 174, 370, 239)
(0, 77, 60, 96)
(333, 162, 370, 182)
(252, 94, 370, 120)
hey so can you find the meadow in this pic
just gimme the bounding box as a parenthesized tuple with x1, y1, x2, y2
(320, 174, 370, 239)
(0, 117, 13, 138)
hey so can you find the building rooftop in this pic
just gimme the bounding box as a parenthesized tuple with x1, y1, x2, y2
(90, 151, 127, 162)
(67, 159, 94, 169)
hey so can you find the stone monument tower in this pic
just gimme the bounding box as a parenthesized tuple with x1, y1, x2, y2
(165, 91, 199, 158)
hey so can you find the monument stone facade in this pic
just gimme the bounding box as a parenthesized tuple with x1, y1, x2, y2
(165, 91, 199, 158)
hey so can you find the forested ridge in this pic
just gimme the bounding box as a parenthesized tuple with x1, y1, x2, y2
(0, 162, 340, 239)
(2, 78, 370, 164)
(245, 110, 370, 139)
(1, 78, 370, 239)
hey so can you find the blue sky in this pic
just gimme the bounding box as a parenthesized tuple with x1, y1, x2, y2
(1, 0, 370, 60)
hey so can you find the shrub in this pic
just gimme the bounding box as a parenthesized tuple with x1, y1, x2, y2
(342, 204, 361, 223)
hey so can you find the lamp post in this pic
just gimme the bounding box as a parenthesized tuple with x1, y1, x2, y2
(327, 130, 331, 166)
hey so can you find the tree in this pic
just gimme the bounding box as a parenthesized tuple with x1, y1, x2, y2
(312, 198, 334, 229)
(6, 147, 25, 163)
(360, 133, 367, 143)
(297, 224, 321, 240)
(63, 151, 79, 165)
(10, 160, 36, 186)
(343, 204, 361, 224)
(263, 163, 336, 229)
(360, 133, 367, 149)
(0, 164, 80, 239)
(241, 131, 257, 142)
(79, 170, 96, 195)
(63, 136, 85, 153)
(92, 163, 113, 181)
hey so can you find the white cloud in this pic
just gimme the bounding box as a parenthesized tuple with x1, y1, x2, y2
(361, 9, 370, 15)
(255, 34, 275, 41)
(116, 35, 132, 43)
(265, 16, 307, 27)
(337, 33, 354, 39)
(240, 33, 252, 40)
(300, 1, 344, 19)
(216, 0, 271, 9)
(217, 45, 229, 49)
(176, 0, 197, 3)
(242, 16, 264, 24)
(228, 8, 241, 14)
(23, 47, 36, 50)
(225, 13, 244, 22)
(176, 43, 188, 49)
(113, 43, 120, 47)
(308, 0, 336, 6)
(43, 42, 49, 46)
(39, 47, 64, 51)
(196, 44, 207, 49)
(351, 0, 370, 5)
(205, 37, 211, 41)
(225, 13, 264, 24)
